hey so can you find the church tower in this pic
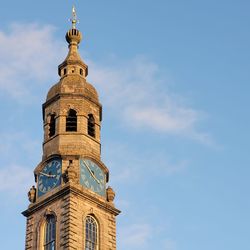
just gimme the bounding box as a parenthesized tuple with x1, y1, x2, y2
(22, 7, 120, 250)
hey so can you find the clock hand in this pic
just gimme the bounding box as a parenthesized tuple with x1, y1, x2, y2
(82, 161, 100, 184)
(40, 172, 56, 178)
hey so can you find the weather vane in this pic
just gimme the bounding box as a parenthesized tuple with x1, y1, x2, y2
(70, 5, 79, 29)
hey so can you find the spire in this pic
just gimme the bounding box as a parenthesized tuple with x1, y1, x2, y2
(58, 6, 88, 78)
(70, 5, 79, 29)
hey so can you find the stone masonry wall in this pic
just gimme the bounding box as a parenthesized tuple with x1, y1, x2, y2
(24, 186, 118, 250)
(43, 96, 101, 160)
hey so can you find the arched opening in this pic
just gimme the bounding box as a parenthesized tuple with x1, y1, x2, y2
(85, 215, 98, 250)
(44, 215, 56, 250)
(88, 114, 95, 137)
(66, 109, 77, 132)
(49, 114, 56, 137)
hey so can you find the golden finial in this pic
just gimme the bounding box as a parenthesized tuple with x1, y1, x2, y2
(70, 5, 79, 29)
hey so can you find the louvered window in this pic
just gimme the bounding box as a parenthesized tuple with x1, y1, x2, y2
(49, 114, 56, 137)
(66, 109, 77, 132)
(88, 114, 95, 137)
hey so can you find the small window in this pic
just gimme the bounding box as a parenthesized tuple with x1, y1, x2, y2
(88, 114, 95, 137)
(49, 114, 56, 137)
(80, 68, 83, 75)
(63, 68, 67, 75)
(66, 109, 77, 132)
(85, 215, 98, 250)
(44, 215, 56, 250)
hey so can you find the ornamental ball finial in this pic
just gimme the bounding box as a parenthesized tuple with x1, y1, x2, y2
(66, 5, 82, 45)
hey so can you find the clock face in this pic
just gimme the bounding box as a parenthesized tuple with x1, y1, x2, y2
(80, 158, 106, 197)
(38, 158, 62, 197)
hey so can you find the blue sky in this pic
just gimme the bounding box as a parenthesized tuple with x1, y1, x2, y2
(0, 0, 250, 249)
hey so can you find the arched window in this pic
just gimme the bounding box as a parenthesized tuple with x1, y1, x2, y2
(49, 114, 56, 137)
(66, 109, 77, 132)
(85, 215, 98, 250)
(44, 215, 56, 250)
(88, 114, 95, 137)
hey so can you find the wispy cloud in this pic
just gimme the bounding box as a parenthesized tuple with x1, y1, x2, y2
(0, 23, 65, 102)
(159, 159, 188, 176)
(104, 142, 189, 186)
(0, 23, 212, 144)
(88, 56, 213, 145)
(163, 238, 177, 250)
(0, 164, 33, 195)
(119, 223, 151, 248)
(0, 132, 41, 163)
(118, 223, 177, 250)
(0, 131, 40, 203)
(110, 156, 188, 184)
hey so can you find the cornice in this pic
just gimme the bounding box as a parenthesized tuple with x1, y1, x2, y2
(22, 183, 120, 218)
(43, 92, 102, 110)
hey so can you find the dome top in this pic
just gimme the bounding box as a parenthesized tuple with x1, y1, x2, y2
(46, 75, 99, 103)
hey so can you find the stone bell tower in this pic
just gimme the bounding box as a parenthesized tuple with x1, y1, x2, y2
(22, 7, 120, 250)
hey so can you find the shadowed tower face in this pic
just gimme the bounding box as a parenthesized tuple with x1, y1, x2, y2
(22, 7, 120, 250)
